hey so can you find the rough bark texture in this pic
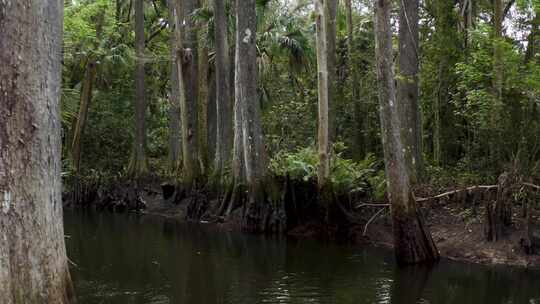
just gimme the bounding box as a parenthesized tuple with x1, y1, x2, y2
(315, 0, 330, 188)
(168, 0, 182, 170)
(0, 0, 75, 302)
(485, 172, 514, 241)
(176, 0, 201, 187)
(129, 0, 149, 176)
(213, 0, 233, 178)
(374, 0, 439, 265)
(236, 0, 266, 188)
(235, 0, 283, 233)
(397, 0, 423, 182)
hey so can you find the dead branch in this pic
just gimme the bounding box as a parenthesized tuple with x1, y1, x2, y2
(363, 206, 389, 236)
(354, 203, 390, 209)
(414, 181, 539, 203)
(416, 185, 498, 203)
(523, 182, 540, 191)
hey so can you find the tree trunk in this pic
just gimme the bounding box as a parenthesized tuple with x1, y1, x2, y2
(374, 0, 439, 265)
(168, 0, 182, 170)
(397, 0, 423, 182)
(213, 0, 233, 179)
(524, 13, 539, 64)
(198, 0, 209, 175)
(315, 0, 330, 189)
(326, 0, 337, 143)
(0, 0, 75, 302)
(176, 0, 201, 188)
(485, 172, 514, 241)
(72, 8, 105, 174)
(235, 0, 282, 233)
(236, 0, 266, 189)
(71, 60, 97, 173)
(128, 0, 149, 177)
(433, 62, 442, 166)
(207, 71, 217, 167)
(345, 0, 363, 159)
(491, 0, 503, 165)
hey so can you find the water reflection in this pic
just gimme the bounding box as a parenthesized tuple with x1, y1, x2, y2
(64, 211, 540, 304)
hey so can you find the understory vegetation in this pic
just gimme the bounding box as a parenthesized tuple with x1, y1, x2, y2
(61, 0, 539, 264)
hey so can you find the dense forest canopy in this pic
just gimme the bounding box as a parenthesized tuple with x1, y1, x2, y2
(62, 0, 539, 184)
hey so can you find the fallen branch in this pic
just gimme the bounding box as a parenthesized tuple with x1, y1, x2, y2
(416, 185, 498, 203)
(523, 182, 540, 191)
(354, 203, 390, 209)
(363, 206, 389, 236)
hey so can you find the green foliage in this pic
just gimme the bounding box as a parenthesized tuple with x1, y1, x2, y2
(60, 0, 539, 190)
(269, 144, 384, 195)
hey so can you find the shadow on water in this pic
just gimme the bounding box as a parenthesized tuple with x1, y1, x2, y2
(64, 211, 540, 304)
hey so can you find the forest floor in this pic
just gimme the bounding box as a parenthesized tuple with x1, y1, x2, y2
(350, 201, 540, 268)
(76, 180, 540, 269)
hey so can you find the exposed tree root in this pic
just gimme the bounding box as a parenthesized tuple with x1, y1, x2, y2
(392, 205, 440, 265)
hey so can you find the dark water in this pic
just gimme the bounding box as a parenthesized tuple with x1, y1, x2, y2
(64, 211, 540, 304)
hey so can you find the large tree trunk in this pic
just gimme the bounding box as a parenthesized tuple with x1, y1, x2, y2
(315, 0, 330, 189)
(213, 0, 233, 179)
(198, 0, 209, 175)
(0, 0, 75, 302)
(397, 0, 423, 182)
(374, 0, 439, 265)
(128, 0, 149, 177)
(168, 0, 182, 170)
(176, 0, 201, 188)
(235, 0, 283, 232)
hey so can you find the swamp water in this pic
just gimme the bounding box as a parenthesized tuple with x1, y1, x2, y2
(64, 211, 540, 304)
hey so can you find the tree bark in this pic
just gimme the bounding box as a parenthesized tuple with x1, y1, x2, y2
(315, 0, 330, 188)
(71, 61, 97, 173)
(213, 0, 233, 179)
(374, 0, 439, 265)
(235, 0, 283, 233)
(345, 0, 363, 159)
(168, 0, 182, 170)
(326, 0, 338, 143)
(397, 0, 423, 182)
(0, 0, 75, 302)
(71, 8, 105, 174)
(524, 13, 539, 64)
(236, 0, 266, 188)
(128, 0, 149, 177)
(207, 70, 217, 167)
(198, 0, 209, 175)
(491, 0, 503, 164)
(176, 0, 201, 187)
